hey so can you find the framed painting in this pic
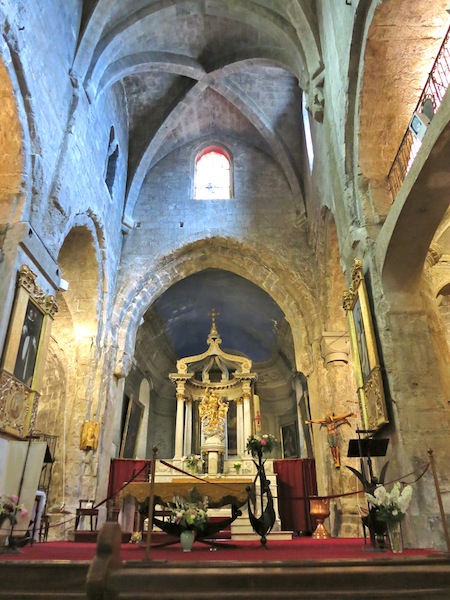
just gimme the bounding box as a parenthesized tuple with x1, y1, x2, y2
(280, 422, 299, 459)
(120, 395, 144, 458)
(80, 420, 100, 451)
(343, 259, 388, 431)
(0, 265, 58, 438)
(13, 299, 45, 387)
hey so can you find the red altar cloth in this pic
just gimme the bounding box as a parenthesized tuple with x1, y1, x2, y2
(273, 458, 317, 534)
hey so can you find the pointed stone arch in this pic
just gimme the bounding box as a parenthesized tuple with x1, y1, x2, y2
(376, 111, 450, 296)
(112, 237, 318, 379)
(347, 0, 448, 221)
(38, 221, 105, 513)
(0, 46, 26, 223)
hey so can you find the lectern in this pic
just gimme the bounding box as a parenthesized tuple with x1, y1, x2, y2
(347, 433, 389, 550)
(347, 437, 389, 483)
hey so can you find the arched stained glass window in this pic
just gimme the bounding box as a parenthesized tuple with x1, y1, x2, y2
(194, 147, 231, 199)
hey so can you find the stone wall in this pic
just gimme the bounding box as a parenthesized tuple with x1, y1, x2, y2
(0, 1, 448, 548)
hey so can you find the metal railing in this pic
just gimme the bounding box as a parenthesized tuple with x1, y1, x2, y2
(388, 26, 450, 199)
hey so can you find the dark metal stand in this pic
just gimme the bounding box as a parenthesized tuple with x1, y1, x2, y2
(347, 431, 389, 551)
(248, 449, 276, 546)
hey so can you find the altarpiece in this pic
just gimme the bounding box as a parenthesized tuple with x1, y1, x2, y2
(169, 313, 259, 475)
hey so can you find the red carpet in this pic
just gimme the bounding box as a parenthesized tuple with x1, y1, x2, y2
(0, 537, 444, 563)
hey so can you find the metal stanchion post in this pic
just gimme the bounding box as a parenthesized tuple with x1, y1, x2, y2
(427, 449, 450, 552)
(145, 446, 158, 561)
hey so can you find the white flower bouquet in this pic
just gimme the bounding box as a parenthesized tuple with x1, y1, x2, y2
(366, 482, 413, 524)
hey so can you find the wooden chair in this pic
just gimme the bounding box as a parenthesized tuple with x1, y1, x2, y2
(39, 515, 51, 542)
(75, 499, 99, 531)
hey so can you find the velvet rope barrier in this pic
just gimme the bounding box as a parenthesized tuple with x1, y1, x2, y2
(43, 461, 152, 532)
(158, 457, 256, 497)
(305, 461, 431, 503)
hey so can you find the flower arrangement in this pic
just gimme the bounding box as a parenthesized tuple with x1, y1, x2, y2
(233, 461, 242, 473)
(0, 494, 27, 527)
(169, 495, 209, 532)
(183, 454, 203, 473)
(246, 434, 277, 457)
(366, 482, 413, 525)
(129, 531, 142, 544)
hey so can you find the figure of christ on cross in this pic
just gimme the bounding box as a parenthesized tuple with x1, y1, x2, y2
(305, 412, 355, 468)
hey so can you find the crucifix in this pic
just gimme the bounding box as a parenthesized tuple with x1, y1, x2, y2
(305, 412, 355, 468)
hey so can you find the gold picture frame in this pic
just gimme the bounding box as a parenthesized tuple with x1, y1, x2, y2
(343, 259, 388, 431)
(0, 265, 58, 438)
(80, 420, 100, 450)
(280, 422, 299, 459)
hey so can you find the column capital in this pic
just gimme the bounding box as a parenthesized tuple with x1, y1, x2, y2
(320, 331, 349, 365)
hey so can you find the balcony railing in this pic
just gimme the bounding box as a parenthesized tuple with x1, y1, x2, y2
(388, 27, 450, 199)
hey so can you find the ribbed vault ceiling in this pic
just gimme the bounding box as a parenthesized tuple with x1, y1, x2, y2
(75, 1, 321, 412)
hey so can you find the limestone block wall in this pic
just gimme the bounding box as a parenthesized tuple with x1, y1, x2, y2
(30, 85, 129, 270)
(0, 3, 134, 532)
(0, 2, 128, 268)
(316, 1, 356, 166)
(0, 1, 82, 210)
(120, 140, 305, 277)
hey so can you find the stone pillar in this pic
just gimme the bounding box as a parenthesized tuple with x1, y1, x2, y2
(236, 397, 244, 457)
(183, 398, 192, 456)
(174, 391, 185, 459)
(253, 393, 261, 434)
(242, 389, 252, 443)
(208, 451, 218, 475)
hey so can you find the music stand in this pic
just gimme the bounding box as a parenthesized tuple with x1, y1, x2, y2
(348, 438, 389, 481)
(347, 436, 389, 550)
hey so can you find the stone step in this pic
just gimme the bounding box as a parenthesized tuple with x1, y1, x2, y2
(0, 594, 85, 600)
(1, 548, 450, 599)
(232, 531, 293, 541)
(0, 562, 89, 599)
(230, 512, 293, 541)
(100, 558, 450, 599)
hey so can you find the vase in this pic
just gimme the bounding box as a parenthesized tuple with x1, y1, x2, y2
(180, 529, 196, 552)
(387, 521, 403, 553)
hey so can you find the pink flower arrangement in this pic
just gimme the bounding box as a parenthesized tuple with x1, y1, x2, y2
(183, 454, 204, 472)
(170, 495, 209, 531)
(0, 494, 27, 527)
(246, 434, 277, 456)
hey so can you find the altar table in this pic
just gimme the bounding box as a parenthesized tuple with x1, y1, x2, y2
(121, 478, 254, 509)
